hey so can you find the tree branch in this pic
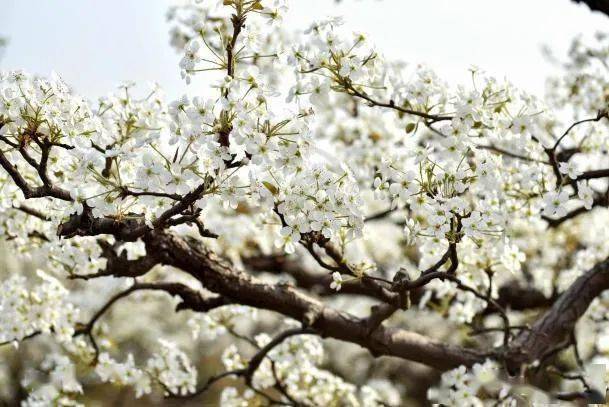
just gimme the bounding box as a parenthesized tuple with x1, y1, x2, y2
(506, 256, 609, 371)
(74, 281, 229, 359)
(145, 232, 485, 370)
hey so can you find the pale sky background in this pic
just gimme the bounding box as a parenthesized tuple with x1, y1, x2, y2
(0, 0, 607, 100)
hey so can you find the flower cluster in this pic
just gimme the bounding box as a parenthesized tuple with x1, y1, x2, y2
(22, 355, 83, 407)
(95, 339, 196, 398)
(3, 0, 609, 405)
(146, 339, 198, 396)
(168, 0, 289, 83)
(546, 32, 609, 118)
(219, 322, 400, 406)
(427, 360, 515, 406)
(188, 304, 257, 341)
(95, 353, 152, 398)
(0, 270, 78, 344)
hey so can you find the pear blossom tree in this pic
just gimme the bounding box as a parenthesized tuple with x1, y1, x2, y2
(2, 0, 609, 405)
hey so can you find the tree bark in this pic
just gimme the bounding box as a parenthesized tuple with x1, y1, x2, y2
(144, 232, 485, 371)
(506, 257, 609, 371)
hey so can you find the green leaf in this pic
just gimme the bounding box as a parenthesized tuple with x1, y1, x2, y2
(262, 181, 278, 195)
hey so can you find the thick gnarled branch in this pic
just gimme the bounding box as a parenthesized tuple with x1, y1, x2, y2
(145, 232, 485, 370)
(506, 256, 609, 371)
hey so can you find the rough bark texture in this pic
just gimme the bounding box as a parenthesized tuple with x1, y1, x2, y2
(144, 232, 485, 370)
(55, 213, 609, 373)
(506, 257, 609, 371)
(145, 231, 609, 372)
(50, 199, 609, 374)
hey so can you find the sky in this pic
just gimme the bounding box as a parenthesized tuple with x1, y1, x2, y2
(0, 0, 607, 100)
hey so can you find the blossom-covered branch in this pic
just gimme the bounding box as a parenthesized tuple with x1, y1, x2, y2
(4, 0, 609, 405)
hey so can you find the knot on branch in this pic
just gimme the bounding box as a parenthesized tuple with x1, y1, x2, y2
(57, 205, 145, 241)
